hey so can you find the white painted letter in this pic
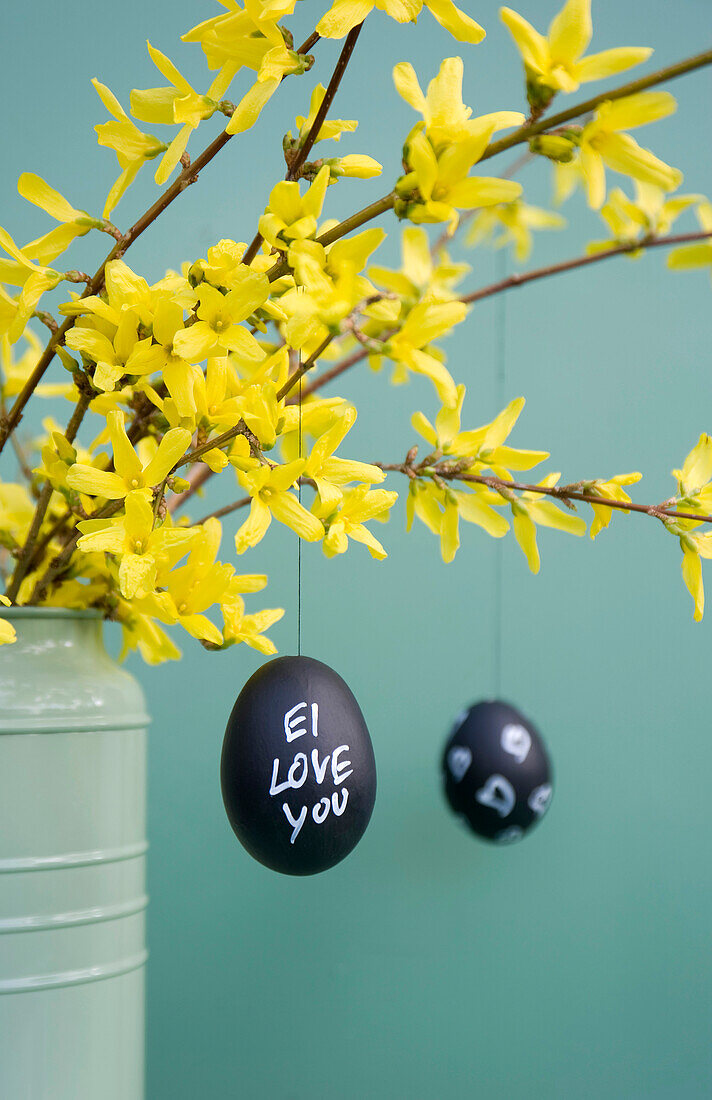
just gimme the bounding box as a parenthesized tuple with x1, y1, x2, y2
(282, 802, 307, 844)
(332, 788, 349, 816)
(287, 752, 308, 789)
(311, 702, 319, 737)
(284, 702, 307, 742)
(312, 797, 331, 825)
(331, 745, 353, 785)
(269, 757, 290, 797)
(311, 748, 331, 785)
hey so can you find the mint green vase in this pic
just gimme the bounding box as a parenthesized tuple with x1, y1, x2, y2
(0, 608, 148, 1099)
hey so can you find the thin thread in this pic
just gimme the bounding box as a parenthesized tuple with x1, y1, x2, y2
(494, 249, 506, 698)
(297, 363, 302, 657)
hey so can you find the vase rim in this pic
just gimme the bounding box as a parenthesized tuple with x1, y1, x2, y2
(1, 606, 102, 621)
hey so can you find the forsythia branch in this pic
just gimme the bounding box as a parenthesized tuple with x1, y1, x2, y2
(377, 458, 712, 526)
(0, 29, 323, 456)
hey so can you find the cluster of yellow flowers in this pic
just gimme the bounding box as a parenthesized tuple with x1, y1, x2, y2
(1, 0, 711, 656)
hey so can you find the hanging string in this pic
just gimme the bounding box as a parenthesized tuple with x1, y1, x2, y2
(297, 358, 302, 657)
(494, 249, 507, 698)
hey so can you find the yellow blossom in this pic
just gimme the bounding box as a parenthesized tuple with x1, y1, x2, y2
(92, 79, 168, 215)
(234, 461, 325, 553)
(328, 155, 383, 179)
(135, 519, 235, 645)
(289, 83, 359, 149)
(258, 166, 331, 251)
(66, 410, 191, 500)
(0, 226, 62, 343)
(221, 571, 284, 654)
(303, 406, 385, 510)
(65, 310, 164, 392)
(182, 2, 283, 82)
(393, 59, 524, 230)
(316, 486, 398, 560)
(1, 331, 71, 399)
(412, 390, 549, 477)
(394, 57, 523, 148)
(172, 278, 268, 363)
(76, 491, 196, 599)
(466, 199, 565, 261)
(283, 229, 385, 346)
(369, 226, 469, 306)
(0, 594, 16, 646)
(385, 300, 468, 406)
(510, 473, 587, 573)
(183, 1, 305, 136)
(575, 92, 683, 209)
(0, 482, 35, 546)
(679, 531, 712, 622)
(317, 0, 485, 44)
(118, 603, 182, 664)
(500, 0, 651, 106)
(673, 433, 712, 499)
(668, 202, 712, 279)
(583, 472, 642, 537)
(130, 42, 234, 183)
(588, 183, 702, 255)
(406, 479, 509, 563)
(17, 173, 103, 259)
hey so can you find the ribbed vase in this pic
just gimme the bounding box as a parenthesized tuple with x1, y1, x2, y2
(0, 608, 148, 1100)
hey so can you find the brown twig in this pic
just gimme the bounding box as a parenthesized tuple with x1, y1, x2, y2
(0, 30, 322, 454)
(242, 23, 363, 265)
(6, 391, 92, 602)
(277, 333, 335, 401)
(193, 495, 252, 526)
(266, 192, 397, 283)
(298, 229, 712, 399)
(461, 230, 712, 304)
(171, 419, 260, 472)
(168, 332, 337, 515)
(27, 498, 124, 605)
(378, 458, 710, 526)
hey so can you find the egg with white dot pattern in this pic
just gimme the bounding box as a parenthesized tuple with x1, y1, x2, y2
(442, 700, 553, 843)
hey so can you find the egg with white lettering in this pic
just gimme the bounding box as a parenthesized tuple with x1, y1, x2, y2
(442, 700, 553, 844)
(221, 656, 377, 875)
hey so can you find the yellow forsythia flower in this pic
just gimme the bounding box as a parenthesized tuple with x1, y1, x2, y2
(0, 594, 16, 646)
(234, 461, 325, 554)
(393, 58, 523, 231)
(501, 0, 651, 105)
(66, 411, 191, 501)
(318, 0, 485, 44)
(576, 92, 682, 209)
(92, 80, 167, 216)
(131, 42, 233, 183)
(668, 202, 712, 279)
(76, 491, 196, 599)
(466, 200, 565, 262)
(588, 183, 702, 255)
(316, 486, 398, 560)
(259, 165, 331, 250)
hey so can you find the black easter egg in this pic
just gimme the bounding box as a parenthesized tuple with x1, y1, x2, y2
(221, 656, 377, 875)
(442, 700, 553, 844)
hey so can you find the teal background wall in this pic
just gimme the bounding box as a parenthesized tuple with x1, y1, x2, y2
(4, 1, 712, 1095)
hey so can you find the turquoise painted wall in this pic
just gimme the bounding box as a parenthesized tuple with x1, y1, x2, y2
(4, 1, 712, 1095)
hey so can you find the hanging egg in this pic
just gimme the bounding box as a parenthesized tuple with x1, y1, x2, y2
(221, 655, 377, 875)
(442, 700, 553, 844)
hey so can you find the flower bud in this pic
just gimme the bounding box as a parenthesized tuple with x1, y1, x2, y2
(529, 134, 577, 163)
